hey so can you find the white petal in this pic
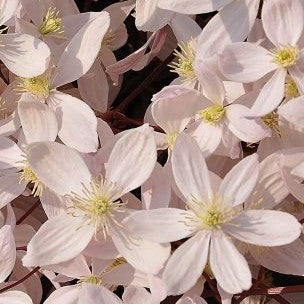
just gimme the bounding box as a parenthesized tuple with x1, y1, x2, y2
(0, 225, 16, 283)
(0, 0, 20, 25)
(158, 0, 232, 14)
(26, 141, 91, 196)
(172, 133, 213, 202)
(262, 0, 304, 47)
(219, 154, 259, 207)
(52, 12, 110, 88)
(223, 210, 301, 246)
(278, 96, 304, 128)
(18, 101, 58, 143)
(163, 231, 210, 296)
(48, 91, 98, 153)
(22, 214, 94, 267)
(0, 33, 50, 77)
(0, 291, 33, 304)
(105, 125, 157, 195)
(0, 136, 23, 169)
(219, 42, 276, 82)
(79, 284, 123, 304)
(125, 208, 192, 243)
(123, 286, 154, 304)
(251, 69, 287, 116)
(209, 230, 252, 294)
(111, 227, 170, 274)
(44, 286, 80, 304)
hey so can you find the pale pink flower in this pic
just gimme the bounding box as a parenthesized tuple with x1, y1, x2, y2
(22, 125, 170, 275)
(125, 133, 301, 294)
(219, 0, 304, 116)
(0, 290, 33, 304)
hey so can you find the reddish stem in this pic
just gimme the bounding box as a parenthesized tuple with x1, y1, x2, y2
(16, 199, 41, 225)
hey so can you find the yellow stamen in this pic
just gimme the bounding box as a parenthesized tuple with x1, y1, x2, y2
(78, 275, 102, 286)
(18, 160, 44, 197)
(262, 112, 281, 137)
(199, 104, 225, 124)
(39, 7, 63, 36)
(272, 45, 300, 68)
(167, 132, 178, 150)
(168, 40, 197, 81)
(102, 29, 115, 48)
(17, 75, 51, 98)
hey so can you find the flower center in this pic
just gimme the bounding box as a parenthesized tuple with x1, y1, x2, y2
(285, 75, 300, 99)
(17, 75, 51, 98)
(262, 112, 281, 137)
(272, 45, 300, 68)
(168, 40, 197, 81)
(167, 132, 178, 150)
(18, 160, 44, 197)
(39, 7, 63, 36)
(68, 179, 124, 238)
(199, 204, 224, 228)
(199, 104, 225, 124)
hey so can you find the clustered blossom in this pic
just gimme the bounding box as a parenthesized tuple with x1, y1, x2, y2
(0, 0, 304, 303)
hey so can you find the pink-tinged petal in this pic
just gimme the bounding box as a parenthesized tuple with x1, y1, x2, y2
(197, 0, 260, 58)
(0, 225, 16, 283)
(163, 231, 211, 296)
(141, 163, 171, 209)
(217, 285, 233, 304)
(0, 33, 50, 77)
(102, 263, 135, 286)
(18, 101, 58, 144)
(26, 141, 91, 196)
(111, 227, 170, 274)
(52, 12, 110, 88)
(170, 15, 201, 43)
(219, 154, 259, 207)
(151, 92, 202, 135)
(123, 286, 154, 304)
(135, 0, 173, 32)
(251, 239, 304, 276)
(15, 18, 40, 37)
(48, 91, 98, 153)
(125, 208, 192, 243)
(223, 210, 301, 246)
(158, 0, 232, 14)
(251, 69, 287, 116)
(22, 214, 94, 267)
(219, 42, 276, 83)
(0, 291, 33, 304)
(0, 0, 20, 25)
(172, 133, 213, 201)
(0, 136, 23, 169)
(210, 230, 251, 294)
(97, 118, 114, 146)
(40, 188, 67, 218)
(262, 0, 304, 47)
(0, 173, 26, 209)
(106, 125, 157, 195)
(83, 236, 119, 259)
(226, 104, 271, 143)
(0, 112, 21, 137)
(78, 61, 109, 112)
(278, 96, 304, 128)
(79, 284, 123, 304)
(177, 296, 207, 304)
(148, 274, 167, 302)
(44, 286, 80, 304)
(188, 121, 222, 157)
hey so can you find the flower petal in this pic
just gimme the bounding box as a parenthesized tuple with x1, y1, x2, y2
(0, 136, 23, 169)
(0, 33, 50, 77)
(22, 214, 94, 267)
(223, 210, 301, 246)
(44, 286, 80, 304)
(163, 231, 210, 296)
(123, 286, 154, 304)
(172, 133, 213, 202)
(0, 291, 33, 304)
(278, 96, 304, 128)
(26, 141, 91, 196)
(219, 153, 259, 207)
(105, 125, 157, 195)
(210, 230, 252, 294)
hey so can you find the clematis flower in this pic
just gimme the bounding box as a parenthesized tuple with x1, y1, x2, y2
(219, 0, 304, 116)
(0, 291, 33, 304)
(22, 125, 170, 275)
(125, 133, 301, 294)
(15, 11, 110, 153)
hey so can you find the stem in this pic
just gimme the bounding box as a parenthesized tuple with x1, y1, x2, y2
(0, 267, 40, 294)
(115, 52, 175, 113)
(16, 199, 41, 225)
